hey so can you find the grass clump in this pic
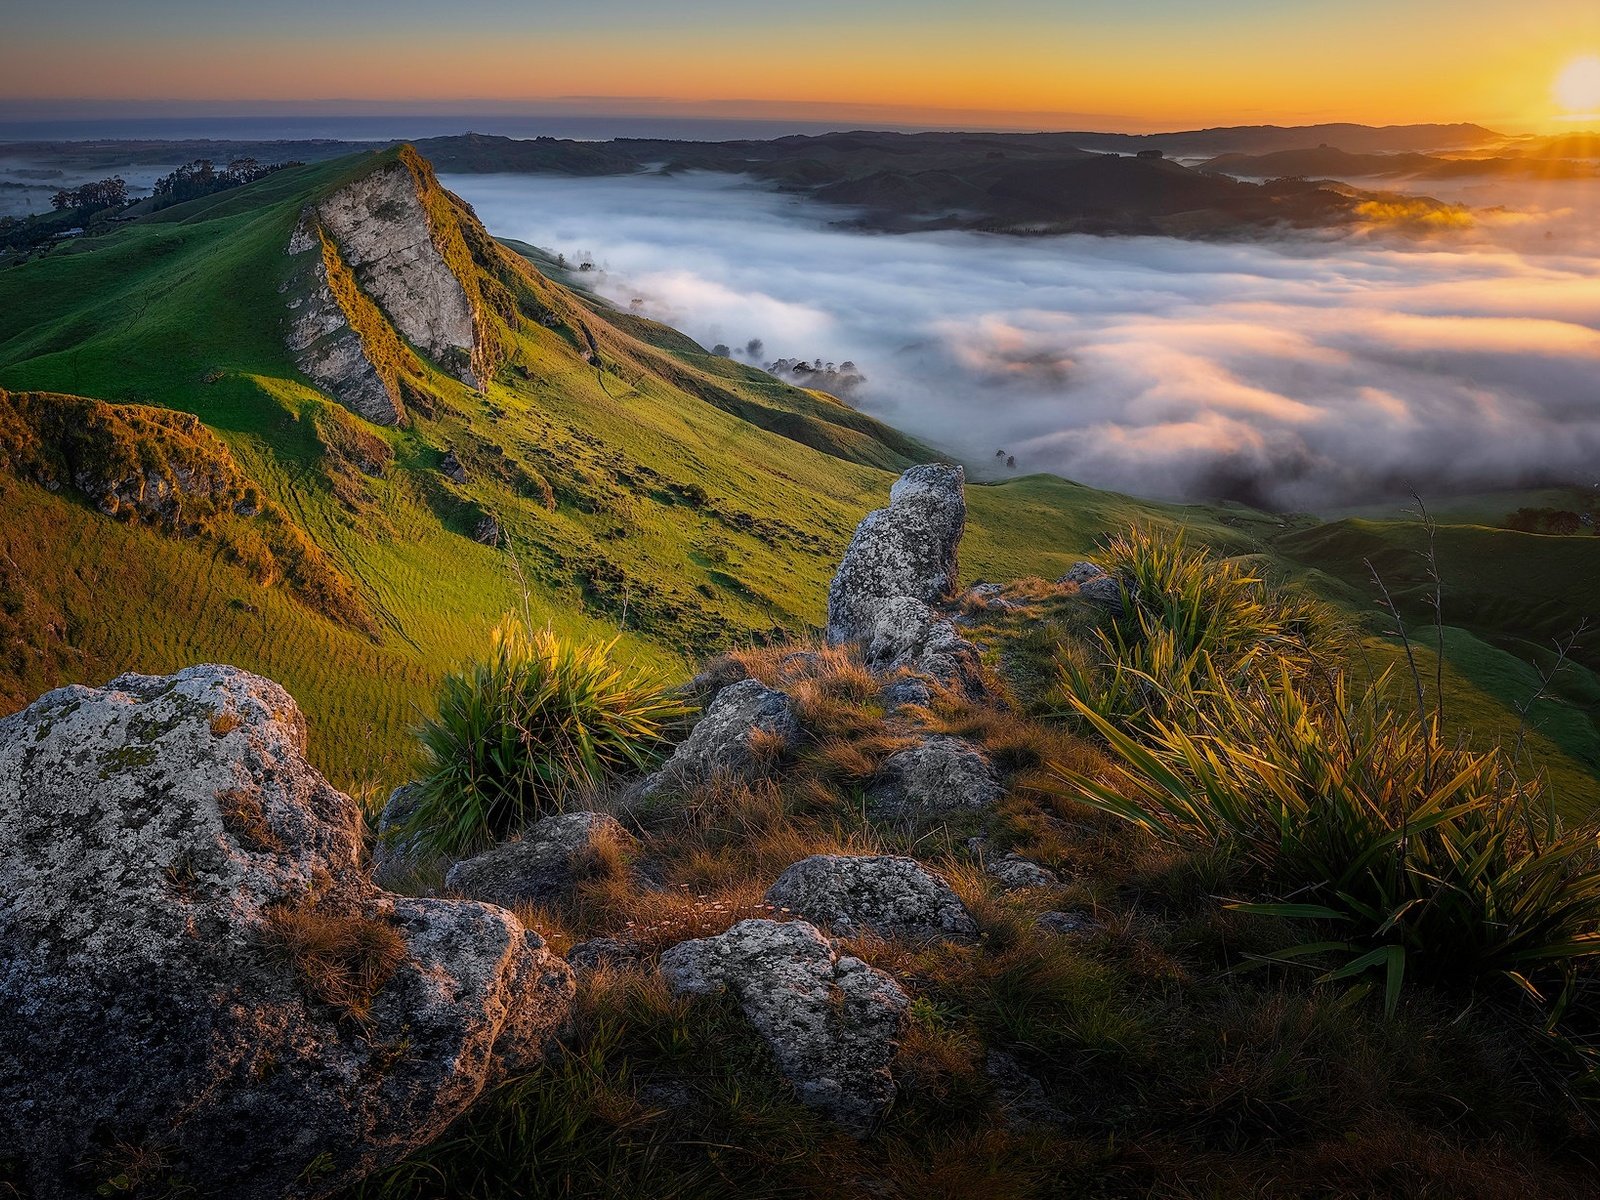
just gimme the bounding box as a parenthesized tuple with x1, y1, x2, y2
(1056, 661, 1600, 1016)
(263, 905, 407, 1022)
(403, 618, 682, 858)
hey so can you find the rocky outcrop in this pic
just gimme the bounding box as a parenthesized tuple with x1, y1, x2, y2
(659, 919, 909, 1134)
(766, 854, 977, 943)
(826, 463, 966, 645)
(0, 665, 574, 1200)
(869, 734, 1003, 819)
(0, 389, 257, 530)
(284, 149, 490, 424)
(446, 811, 633, 909)
(635, 678, 799, 799)
(284, 224, 407, 426)
(826, 464, 984, 695)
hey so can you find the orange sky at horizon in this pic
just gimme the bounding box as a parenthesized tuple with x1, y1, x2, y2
(4, 1, 1600, 135)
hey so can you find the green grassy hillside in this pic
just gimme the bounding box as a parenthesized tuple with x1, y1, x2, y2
(1, 145, 1595, 812)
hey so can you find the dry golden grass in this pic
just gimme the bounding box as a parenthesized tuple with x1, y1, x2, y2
(262, 905, 407, 1021)
(215, 787, 283, 855)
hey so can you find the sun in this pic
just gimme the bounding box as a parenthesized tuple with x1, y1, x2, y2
(1553, 54, 1600, 114)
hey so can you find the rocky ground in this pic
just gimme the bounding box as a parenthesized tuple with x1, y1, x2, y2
(3, 462, 1592, 1199)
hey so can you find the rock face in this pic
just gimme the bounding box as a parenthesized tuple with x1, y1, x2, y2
(864, 595, 985, 695)
(0, 665, 574, 1200)
(312, 160, 477, 378)
(636, 678, 799, 799)
(766, 855, 977, 943)
(284, 223, 406, 426)
(1058, 561, 1107, 586)
(659, 919, 909, 1134)
(870, 735, 1003, 819)
(826, 463, 967, 646)
(446, 811, 633, 909)
(1078, 573, 1127, 614)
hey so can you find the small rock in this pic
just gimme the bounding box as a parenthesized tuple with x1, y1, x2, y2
(567, 936, 636, 973)
(986, 1050, 1068, 1130)
(1057, 561, 1106, 586)
(659, 919, 909, 1135)
(372, 782, 428, 887)
(636, 678, 799, 798)
(440, 447, 468, 484)
(1077, 574, 1126, 615)
(880, 675, 933, 710)
(765, 855, 977, 943)
(446, 811, 633, 908)
(986, 853, 1059, 891)
(870, 735, 1003, 819)
(472, 511, 501, 546)
(1036, 910, 1097, 937)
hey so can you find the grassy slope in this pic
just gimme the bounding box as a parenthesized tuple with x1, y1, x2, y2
(1, 150, 1595, 812)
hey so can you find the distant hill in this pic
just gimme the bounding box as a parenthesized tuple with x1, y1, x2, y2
(411, 130, 1462, 237)
(1063, 121, 1504, 157)
(1203, 144, 1600, 181)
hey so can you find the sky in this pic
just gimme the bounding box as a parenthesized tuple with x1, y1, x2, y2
(4, 0, 1599, 133)
(443, 169, 1600, 508)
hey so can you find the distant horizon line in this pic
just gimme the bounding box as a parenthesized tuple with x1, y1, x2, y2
(0, 98, 1557, 138)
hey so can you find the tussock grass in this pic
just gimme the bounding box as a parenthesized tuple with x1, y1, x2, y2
(403, 620, 682, 858)
(263, 905, 407, 1022)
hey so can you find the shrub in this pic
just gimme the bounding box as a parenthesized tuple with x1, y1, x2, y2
(1053, 662, 1600, 1015)
(402, 619, 682, 857)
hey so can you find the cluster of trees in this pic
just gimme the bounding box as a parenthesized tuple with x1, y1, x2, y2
(49, 177, 128, 213)
(763, 356, 866, 397)
(1504, 507, 1594, 535)
(150, 158, 301, 211)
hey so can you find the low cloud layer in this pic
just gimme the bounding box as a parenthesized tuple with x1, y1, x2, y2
(446, 170, 1600, 509)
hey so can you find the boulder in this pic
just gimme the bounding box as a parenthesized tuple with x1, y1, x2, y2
(0, 665, 574, 1200)
(659, 919, 909, 1134)
(864, 596, 984, 695)
(445, 811, 633, 909)
(371, 782, 428, 887)
(440, 447, 469, 484)
(825, 463, 966, 646)
(869, 735, 1003, 819)
(636, 678, 799, 799)
(765, 855, 977, 943)
(986, 853, 1060, 891)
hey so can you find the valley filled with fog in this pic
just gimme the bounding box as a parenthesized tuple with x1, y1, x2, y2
(447, 170, 1600, 510)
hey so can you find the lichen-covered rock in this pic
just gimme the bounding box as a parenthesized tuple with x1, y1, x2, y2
(870, 735, 1003, 819)
(440, 447, 469, 484)
(1057, 561, 1107, 586)
(446, 811, 633, 909)
(371, 782, 429, 887)
(765, 855, 977, 943)
(986, 853, 1060, 891)
(825, 463, 966, 646)
(0, 665, 574, 1200)
(864, 596, 985, 695)
(636, 678, 798, 798)
(659, 919, 909, 1134)
(1078, 573, 1126, 614)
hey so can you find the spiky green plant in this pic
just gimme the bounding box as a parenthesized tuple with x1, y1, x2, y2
(400, 619, 683, 858)
(1049, 529, 1332, 732)
(1054, 661, 1600, 1016)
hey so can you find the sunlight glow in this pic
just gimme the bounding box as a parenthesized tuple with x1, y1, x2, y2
(1554, 53, 1600, 114)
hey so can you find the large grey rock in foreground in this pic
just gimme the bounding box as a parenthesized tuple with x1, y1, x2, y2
(869, 735, 1003, 819)
(446, 811, 633, 909)
(766, 855, 977, 943)
(636, 678, 799, 799)
(0, 666, 574, 1200)
(660, 919, 909, 1135)
(826, 463, 966, 645)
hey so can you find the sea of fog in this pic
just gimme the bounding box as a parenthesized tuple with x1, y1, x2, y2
(444, 170, 1600, 510)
